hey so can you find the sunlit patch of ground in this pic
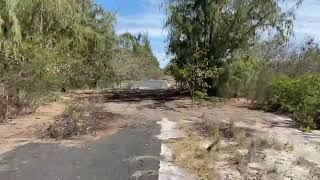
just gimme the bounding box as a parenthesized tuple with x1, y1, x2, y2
(170, 133, 219, 180)
(0, 90, 190, 155)
(170, 98, 320, 180)
(1, 91, 319, 180)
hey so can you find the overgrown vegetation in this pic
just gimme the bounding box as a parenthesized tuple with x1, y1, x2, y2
(220, 39, 320, 129)
(0, 0, 162, 121)
(0, 0, 318, 130)
(266, 74, 320, 129)
(165, 0, 301, 97)
(165, 0, 320, 129)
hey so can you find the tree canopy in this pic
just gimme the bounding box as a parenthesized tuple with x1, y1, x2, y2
(166, 0, 302, 95)
(0, 0, 161, 93)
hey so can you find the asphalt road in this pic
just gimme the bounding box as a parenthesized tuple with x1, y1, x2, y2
(137, 80, 171, 90)
(0, 123, 161, 180)
(0, 80, 179, 180)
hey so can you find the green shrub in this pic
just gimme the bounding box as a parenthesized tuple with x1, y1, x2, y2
(266, 73, 320, 129)
(194, 90, 208, 99)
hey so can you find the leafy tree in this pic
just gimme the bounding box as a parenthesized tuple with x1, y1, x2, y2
(110, 32, 162, 87)
(0, 0, 162, 118)
(166, 0, 302, 98)
(218, 52, 261, 98)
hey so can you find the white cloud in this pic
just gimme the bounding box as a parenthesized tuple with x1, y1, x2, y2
(118, 27, 167, 38)
(115, 3, 168, 39)
(119, 14, 166, 28)
(293, 0, 320, 42)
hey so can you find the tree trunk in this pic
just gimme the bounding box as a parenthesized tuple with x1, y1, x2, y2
(187, 81, 195, 106)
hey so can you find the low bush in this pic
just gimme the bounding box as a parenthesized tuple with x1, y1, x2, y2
(265, 73, 320, 129)
(194, 90, 208, 99)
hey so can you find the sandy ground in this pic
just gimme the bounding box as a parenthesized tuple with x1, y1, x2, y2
(171, 98, 320, 180)
(0, 90, 192, 154)
(0, 102, 66, 154)
(217, 100, 320, 180)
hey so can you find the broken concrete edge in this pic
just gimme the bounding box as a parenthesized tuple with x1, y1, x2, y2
(157, 117, 197, 180)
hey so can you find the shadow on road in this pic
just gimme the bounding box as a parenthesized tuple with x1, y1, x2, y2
(84, 89, 189, 103)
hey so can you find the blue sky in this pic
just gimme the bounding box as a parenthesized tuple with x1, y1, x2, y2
(291, 0, 320, 43)
(97, 0, 320, 68)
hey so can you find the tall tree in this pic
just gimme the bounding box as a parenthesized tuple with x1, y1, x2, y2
(166, 0, 302, 96)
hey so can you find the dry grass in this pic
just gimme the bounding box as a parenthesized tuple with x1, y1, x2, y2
(195, 119, 248, 148)
(233, 149, 249, 174)
(170, 134, 220, 180)
(172, 106, 300, 180)
(231, 136, 295, 179)
(196, 97, 226, 107)
(191, 118, 296, 179)
(294, 156, 318, 168)
(235, 129, 246, 147)
(41, 100, 119, 139)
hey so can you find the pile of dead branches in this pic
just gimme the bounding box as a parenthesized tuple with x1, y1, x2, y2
(42, 102, 117, 139)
